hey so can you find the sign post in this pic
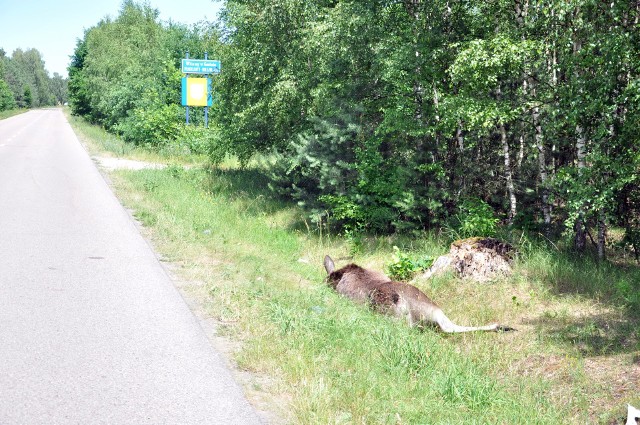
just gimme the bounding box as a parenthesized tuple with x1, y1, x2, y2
(185, 52, 190, 124)
(204, 52, 209, 128)
(181, 52, 221, 127)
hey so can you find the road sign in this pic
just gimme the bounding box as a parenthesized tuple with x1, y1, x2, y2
(181, 59, 221, 74)
(181, 78, 212, 107)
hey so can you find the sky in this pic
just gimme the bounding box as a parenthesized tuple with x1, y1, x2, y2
(0, 0, 223, 78)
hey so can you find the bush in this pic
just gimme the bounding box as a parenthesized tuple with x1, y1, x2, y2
(0, 80, 16, 111)
(448, 198, 499, 238)
(269, 112, 417, 234)
(386, 246, 434, 281)
(116, 103, 182, 146)
(268, 113, 360, 226)
(174, 124, 224, 158)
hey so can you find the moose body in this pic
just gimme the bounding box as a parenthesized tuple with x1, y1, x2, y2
(324, 255, 513, 333)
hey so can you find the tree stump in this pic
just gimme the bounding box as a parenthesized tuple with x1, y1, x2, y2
(422, 237, 516, 282)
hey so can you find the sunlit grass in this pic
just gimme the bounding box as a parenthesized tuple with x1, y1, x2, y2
(64, 110, 207, 165)
(108, 165, 571, 424)
(0, 108, 27, 120)
(67, 116, 640, 424)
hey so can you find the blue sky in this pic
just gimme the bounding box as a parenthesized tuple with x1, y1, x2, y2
(0, 0, 223, 77)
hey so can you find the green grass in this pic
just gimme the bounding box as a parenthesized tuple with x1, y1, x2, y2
(67, 117, 640, 424)
(64, 110, 207, 165)
(112, 166, 570, 424)
(0, 108, 28, 120)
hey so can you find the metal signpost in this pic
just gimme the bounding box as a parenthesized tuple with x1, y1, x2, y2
(181, 52, 221, 127)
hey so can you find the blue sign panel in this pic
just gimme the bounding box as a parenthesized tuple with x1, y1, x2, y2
(181, 59, 221, 74)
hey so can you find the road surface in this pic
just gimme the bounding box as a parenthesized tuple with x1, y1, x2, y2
(0, 109, 265, 424)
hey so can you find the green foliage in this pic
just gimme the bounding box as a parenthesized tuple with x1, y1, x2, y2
(1, 48, 56, 108)
(215, 0, 315, 161)
(116, 104, 183, 147)
(0, 79, 16, 111)
(66, 0, 640, 255)
(449, 198, 499, 239)
(67, 0, 222, 152)
(214, 0, 640, 253)
(68, 35, 92, 116)
(174, 124, 219, 157)
(0, 48, 58, 108)
(269, 109, 415, 233)
(78, 2, 167, 128)
(23, 86, 33, 108)
(268, 111, 360, 227)
(385, 246, 433, 281)
(49, 73, 68, 105)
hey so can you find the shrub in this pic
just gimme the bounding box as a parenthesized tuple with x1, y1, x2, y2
(449, 198, 499, 238)
(269, 112, 415, 234)
(173, 124, 225, 158)
(116, 103, 182, 146)
(0, 80, 16, 111)
(386, 246, 433, 281)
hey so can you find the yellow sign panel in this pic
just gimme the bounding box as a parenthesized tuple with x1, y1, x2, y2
(182, 78, 211, 106)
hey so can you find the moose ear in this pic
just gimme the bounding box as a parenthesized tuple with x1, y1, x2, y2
(324, 255, 335, 274)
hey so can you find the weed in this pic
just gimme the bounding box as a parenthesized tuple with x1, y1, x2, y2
(445, 197, 499, 240)
(142, 178, 159, 193)
(385, 246, 433, 281)
(166, 164, 184, 178)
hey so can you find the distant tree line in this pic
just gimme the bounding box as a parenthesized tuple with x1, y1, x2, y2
(0, 47, 67, 110)
(68, 0, 640, 259)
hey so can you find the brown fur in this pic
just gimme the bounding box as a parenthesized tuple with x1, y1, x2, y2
(324, 255, 515, 333)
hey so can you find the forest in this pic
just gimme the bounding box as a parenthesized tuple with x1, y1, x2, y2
(0, 47, 67, 110)
(67, 0, 640, 260)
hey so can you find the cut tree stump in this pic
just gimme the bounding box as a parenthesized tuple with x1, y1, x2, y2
(422, 237, 516, 282)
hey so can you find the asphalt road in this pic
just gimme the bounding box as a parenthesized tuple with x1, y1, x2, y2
(0, 109, 265, 424)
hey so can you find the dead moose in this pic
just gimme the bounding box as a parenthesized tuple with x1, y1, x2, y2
(324, 255, 515, 333)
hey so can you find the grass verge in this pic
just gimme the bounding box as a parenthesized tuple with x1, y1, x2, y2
(0, 108, 28, 120)
(64, 108, 207, 165)
(69, 117, 640, 424)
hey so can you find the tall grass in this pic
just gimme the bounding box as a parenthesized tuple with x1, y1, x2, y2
(110, 166, 573, 424)
(0, 108, 27, 120)
(67, 117, 639, 424)
(65, 112, 139, 157)
(65, 111, 207, 164)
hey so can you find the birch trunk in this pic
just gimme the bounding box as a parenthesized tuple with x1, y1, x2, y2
(456, 120, 464, 152)
(573, 37, 587, 252)
(533, 100, 551, 227)
(597, 211, 606, 261)
(574, 123, 587, 252)
(500, 123, 517, 223)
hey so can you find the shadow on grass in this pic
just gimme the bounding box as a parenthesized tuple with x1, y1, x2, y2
(200, 164, 640, 358)
(524, 248, 640, 356)
(203, 166, 303, 219)
(524, 311, 639, 356)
